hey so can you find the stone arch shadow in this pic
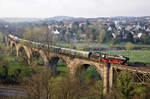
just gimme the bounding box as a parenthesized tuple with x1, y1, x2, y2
(17, 45, 32, 64)
(7, 38, 11, 46)
(11, 42, 17, 55)
(31, 49, 49, 66)
(48, 54, 70, 74)
(74, 62, 103, 82)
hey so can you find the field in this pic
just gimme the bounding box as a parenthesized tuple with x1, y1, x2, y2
(102, 50, 150, 63)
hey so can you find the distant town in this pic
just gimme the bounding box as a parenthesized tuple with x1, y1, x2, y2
(0, 16, 150, 45)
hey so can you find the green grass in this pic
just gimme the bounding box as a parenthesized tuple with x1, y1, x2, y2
(102, 50, 150, 63)
(56, 41, 150, 48)
(102, 41, 150, 47)
(0, 32, 3, 42)
(57, 66, 68, 72)
(56, 42, 74, 48)
(0, 49, 18, 65)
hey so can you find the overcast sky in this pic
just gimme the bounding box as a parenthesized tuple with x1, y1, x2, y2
(0, 0, 150, 18)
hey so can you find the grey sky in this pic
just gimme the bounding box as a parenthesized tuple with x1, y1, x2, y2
(0, 0, 150, 18)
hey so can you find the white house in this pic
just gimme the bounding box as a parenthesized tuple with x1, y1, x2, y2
(146, 28, 150, 32)
(112, 33, 116, 38)
(137, 33, 142, 39)
(107, 26, 112, 31)
(53, 29, 60, 35)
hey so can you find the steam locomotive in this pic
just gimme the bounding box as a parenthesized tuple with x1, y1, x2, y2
(90, 52, 129, 65)
(8, 34, 129, 65)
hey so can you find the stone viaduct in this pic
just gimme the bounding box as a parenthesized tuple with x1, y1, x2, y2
(3, 35, 150, 94)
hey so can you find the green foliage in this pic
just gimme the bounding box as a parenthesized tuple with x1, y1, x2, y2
(132, 83, 147, 99)
(8, 65, 32, 78)
(0, 32, 3, 42)
(117, 71, 133, 99)
(0, 64, 32, 85)
(31, 66, 45, 74)
(0, 56, 8, 67)
(86, 66, 100, 80)
(76, 45, 84, 51)
(76, 66, 101, 86)
(117, 71, 147, 99)
(0, 45, 32, 85)
(141, 33, 149, 44)
(0, 66, 5, 80)
(125, 42, 134, 51)
(89, 80, 104, 99)
(98, 24, 106, 43)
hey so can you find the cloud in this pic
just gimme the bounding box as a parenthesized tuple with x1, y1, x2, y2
(0, 0, 150, 18)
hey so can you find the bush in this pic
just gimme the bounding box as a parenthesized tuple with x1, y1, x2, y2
(117, 71, 147, 99)
(125, 42, 134, 51)
(0, 64, 32, 85)
(8, 65, 32, 84)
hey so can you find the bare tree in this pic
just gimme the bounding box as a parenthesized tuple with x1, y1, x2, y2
(24, 71, 55, 99)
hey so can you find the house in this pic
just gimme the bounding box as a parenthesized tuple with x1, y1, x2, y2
(146, 27, 150, 32)
(136, 24, 141, 30)
(137, 33, 142, 38)
(125, 26, 133, 31)
(117, 26, 122, 30)
(48, 25, 53, 30)
(133, 33, 143, 39)
(107, 26, 112, 31)
(79, 22, 86, 27)
(53, 29, 60, 35)
(112, 33, 116, 38)
(130, 31, 135, 35)
(80, 34, 87, 38)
